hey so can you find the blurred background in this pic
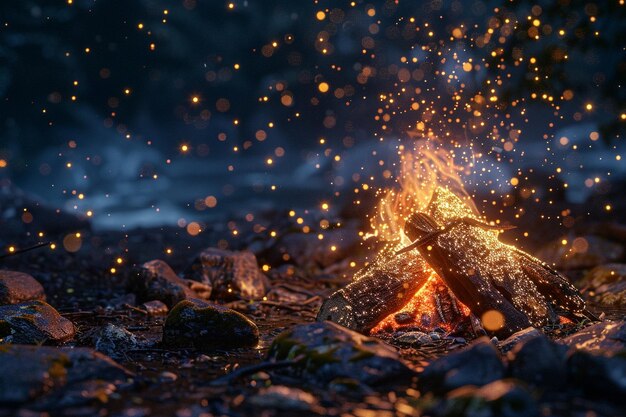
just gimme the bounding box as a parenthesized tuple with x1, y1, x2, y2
(0, 0, 624, 234)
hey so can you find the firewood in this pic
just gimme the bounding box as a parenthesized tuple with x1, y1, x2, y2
(399, 188, 594, 337)
(316, 247, 431, 334)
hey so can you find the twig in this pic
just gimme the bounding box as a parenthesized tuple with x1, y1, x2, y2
(0, 242, 50, 260)
(208, 357, 303, 386)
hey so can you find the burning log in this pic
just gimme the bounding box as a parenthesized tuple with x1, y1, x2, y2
(316, 248, 432, 334)
(318, 187, 596, 338)
(398, 188, 596, 337)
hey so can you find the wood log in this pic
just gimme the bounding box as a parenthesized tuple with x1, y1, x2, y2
(400, 188, 594, 338)
(316, 246, 431, 334)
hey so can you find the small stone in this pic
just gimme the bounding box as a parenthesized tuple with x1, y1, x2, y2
(536, 235, 624, 270)
(129, 260, 211, 308)
(419, 337, 505, 395)
(581, 264, 626, 306)
(185, 248, 268, 300)
(247, 386, 320, 412)
(163, 298, 259, 349)
(437, 380, 538, 417)
(393, 331, 431, 346)
(0, 344, 132, 405)
(140, 300, 169, 316)
(0, 271, 46, 305)
(498, 327, 542, 353)
(429, 332, 441, 341)
(267, 321, 415, 387)
(507, 334, 568, 388)
(0, 300, 75, 345)
(159, 371, 178, 382)
(394, 312, 414, 324)
(559, 320, 626, 355)
(94, 323, 140, 359)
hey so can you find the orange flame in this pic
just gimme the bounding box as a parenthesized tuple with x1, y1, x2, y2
(368, 140, 474, 334)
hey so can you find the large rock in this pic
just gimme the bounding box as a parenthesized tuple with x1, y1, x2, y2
(129, 259, 211, 308)
(163, 299, 259, 349)
(418, 338, 505, 395)
(0, 344, 132, 407)
(536, 235, 624, 270)
(434, 380, 538, 417)
(267, 321, 415, 387)
(0, 270, 46, 305)
(507, 334, 568, 388)
(581, 264, 626, 306)
(568, 350, 626, 400)
(185, 248, 268, 300)
(559, 320, 626, 355)
(0, 300, 75, 344)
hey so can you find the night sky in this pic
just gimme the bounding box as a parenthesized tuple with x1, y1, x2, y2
(1, 0, 624, 235)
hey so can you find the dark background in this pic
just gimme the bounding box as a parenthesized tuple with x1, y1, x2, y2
(1, 0, 624, 232)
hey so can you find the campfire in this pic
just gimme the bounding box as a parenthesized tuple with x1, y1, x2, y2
(318, 143, 596, 338)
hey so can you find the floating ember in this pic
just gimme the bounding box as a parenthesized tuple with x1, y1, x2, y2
(318, 143, 596, 338)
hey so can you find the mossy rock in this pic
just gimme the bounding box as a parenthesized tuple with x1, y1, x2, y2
(163, 299, 259, 349)
(0, 300, 75, 345)
(267, 321, 414, 386)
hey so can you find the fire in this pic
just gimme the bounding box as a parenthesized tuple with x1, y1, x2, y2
(367, 140, 475, 334)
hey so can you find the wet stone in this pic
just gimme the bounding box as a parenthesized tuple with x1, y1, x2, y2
(582, 264, 626, 306)
(433, 380, 538, 417)
(267, 321, 415, 387)
(418, 337, 505, 395)
(163, 298, 259, 349)
(0, 270, 46, 305)
(559, 320, 626, 355)
(507, 333, 568, 388)
(0, 344, 132, 406)
(129, 260, 210, 308)
(185, 248, 268, 300)
(0, 300, 75, 345)
(94, 323, 141, 360)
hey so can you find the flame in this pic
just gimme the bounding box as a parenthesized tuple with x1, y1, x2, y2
(368, 140, 474, 334)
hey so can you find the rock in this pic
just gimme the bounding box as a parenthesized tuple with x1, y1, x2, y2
(0, 344, 132, 406)
(394, 312, 414, 324)
(163, 299, 259, 349)
(267, 321, 415, 387)
(497, 327, 542, 353)
(129, 260, 211, 308)
(419, 337, 505, 395)
(185, 248, 268, 300)
(0, 270, 46, 305)
(507, 334, 568, 388)
(247, 386, 320, 412)
(582, 264, 626, 306)
(392, 331, 432, 346)
(536, 235, 624, 270)
(568, 350, 626, 399)
(435, 380, 538, 417)
(140, 300, 169, 316)
(559, 320, 626, 355)
(94, 323, 140, 359)
(0, 300, 75, 344)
